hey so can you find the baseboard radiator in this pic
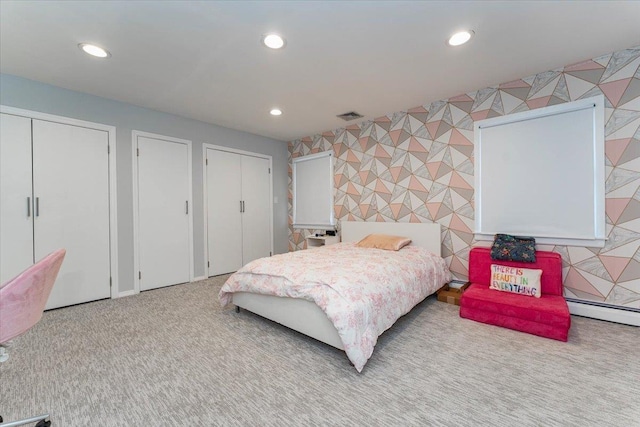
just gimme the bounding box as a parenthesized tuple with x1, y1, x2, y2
(566, 298, 640, 326)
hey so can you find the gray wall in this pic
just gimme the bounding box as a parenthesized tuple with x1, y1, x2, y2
(0, 73, 289, 293)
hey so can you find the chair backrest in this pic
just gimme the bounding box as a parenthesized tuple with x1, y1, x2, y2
(469, 247, 564, 296)
(0, 249, 66, 343)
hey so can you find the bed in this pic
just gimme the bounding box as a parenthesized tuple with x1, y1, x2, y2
(219, 221, 451, 371)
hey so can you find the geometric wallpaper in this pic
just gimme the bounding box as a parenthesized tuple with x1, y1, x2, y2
(289, 46, 640, 310)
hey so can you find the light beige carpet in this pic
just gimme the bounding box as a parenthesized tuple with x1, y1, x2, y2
(1, 275, 638, 426)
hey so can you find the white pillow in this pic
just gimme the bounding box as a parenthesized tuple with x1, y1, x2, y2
(490, 264, 542, 298)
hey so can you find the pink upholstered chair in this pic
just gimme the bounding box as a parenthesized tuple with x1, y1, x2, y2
(0, 248, 66, 427)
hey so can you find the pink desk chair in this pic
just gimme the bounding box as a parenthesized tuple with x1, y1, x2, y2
(0, 249, 66, 427)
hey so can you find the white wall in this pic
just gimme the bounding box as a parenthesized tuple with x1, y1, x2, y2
(0, 73, 289, 293)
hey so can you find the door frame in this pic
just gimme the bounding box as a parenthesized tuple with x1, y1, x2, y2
(202, 143, 273, 277)
(0, 105, 119, 298)
(132, 130, 194, 293)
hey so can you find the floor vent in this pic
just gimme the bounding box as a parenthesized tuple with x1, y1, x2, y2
(337, 111, 363, 121)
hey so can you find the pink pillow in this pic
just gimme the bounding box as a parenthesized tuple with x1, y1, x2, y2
(356, 234, 411, 251)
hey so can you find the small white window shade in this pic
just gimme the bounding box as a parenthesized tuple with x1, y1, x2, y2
(292, 151, 335, 229)
(474, 96, 605, 247)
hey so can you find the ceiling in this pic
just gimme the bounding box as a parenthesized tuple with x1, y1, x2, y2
(1, 1, 639, 142)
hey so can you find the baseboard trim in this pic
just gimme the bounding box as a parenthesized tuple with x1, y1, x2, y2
(192, 276, 206, 282)
(118, 290, 138, 298)
(568, 301, 640, 326)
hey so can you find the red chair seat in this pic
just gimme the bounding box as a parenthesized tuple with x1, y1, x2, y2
(461, 284, 570, 330)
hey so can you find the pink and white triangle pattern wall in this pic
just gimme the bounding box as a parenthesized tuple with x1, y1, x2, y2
(288, 46, 640, 309)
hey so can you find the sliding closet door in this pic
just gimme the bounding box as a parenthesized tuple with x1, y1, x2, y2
(32, 120, 111, 309)
(136, 135, 191, 291)
(206, 149, 243, 276)
(241, 155, 271, 265)
(0, 113, 34, 283)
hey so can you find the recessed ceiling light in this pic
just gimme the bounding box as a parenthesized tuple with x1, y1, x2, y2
(262, 34, 286, 49)
(78, 43, 111, 58)
(447, 30, 474, 47)
(270, 108, 283, 116)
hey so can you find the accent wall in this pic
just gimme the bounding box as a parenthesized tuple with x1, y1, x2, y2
(288, 46, 640, 310)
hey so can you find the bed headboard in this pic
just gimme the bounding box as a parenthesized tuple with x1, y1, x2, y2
(341, 221, 442, 256)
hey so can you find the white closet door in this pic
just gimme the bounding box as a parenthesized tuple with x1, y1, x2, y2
(32, 120, 111, 309)
(0, 113, 34, 283)
(137, 136, 190, 291)
(207, 149, 243, 275)
(241, 155, 271, 265)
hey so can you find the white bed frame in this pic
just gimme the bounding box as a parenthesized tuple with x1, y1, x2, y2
(232, 221, 442, 350)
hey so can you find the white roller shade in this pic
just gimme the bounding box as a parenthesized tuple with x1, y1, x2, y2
(292, 151, 335, 229)
(474, 96, 605, 247)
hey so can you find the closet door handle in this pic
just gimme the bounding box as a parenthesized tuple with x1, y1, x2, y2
(27, 197, 31, 217)
(185, 201, 189, 214)
(242, 201, 245, 213)
(35, 197, 40, 217)
(240, 201, 243, 213)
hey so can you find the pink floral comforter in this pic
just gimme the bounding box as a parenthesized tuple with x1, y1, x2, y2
(219, 242, 451, 372)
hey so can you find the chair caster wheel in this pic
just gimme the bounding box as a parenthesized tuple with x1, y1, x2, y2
(36, 420, 51, 427)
